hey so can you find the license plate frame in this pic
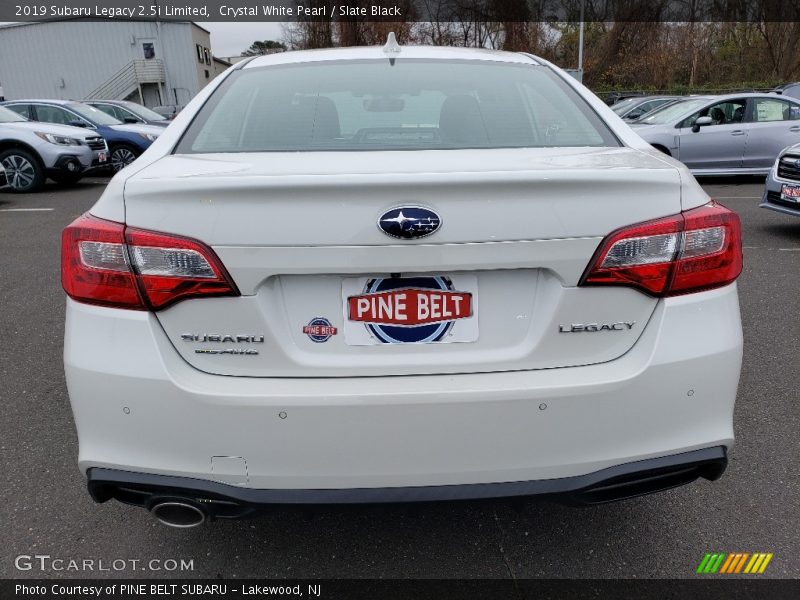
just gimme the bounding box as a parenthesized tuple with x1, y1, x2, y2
(781, 183, 800, 202)
(341, 274, 479, 346)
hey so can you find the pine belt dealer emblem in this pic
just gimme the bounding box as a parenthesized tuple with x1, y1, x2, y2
(303, 317, 338, 343)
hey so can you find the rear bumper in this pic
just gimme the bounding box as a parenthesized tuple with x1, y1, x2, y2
(64, 283, 742, 498)
(88, 446, 727, 516)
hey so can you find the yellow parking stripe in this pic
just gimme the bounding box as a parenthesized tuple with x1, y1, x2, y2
(757, 554, 773, 574)
(746, 554, 763, 573)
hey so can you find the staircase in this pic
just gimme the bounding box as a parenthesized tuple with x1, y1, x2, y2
(85, 59, 166, 102)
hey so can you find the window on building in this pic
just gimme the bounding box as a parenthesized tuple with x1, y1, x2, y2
(205, 70, 210, 79)
(196, 44, 204, 63)
(204, 48, 211, 65)
(143, 43, 156, 59)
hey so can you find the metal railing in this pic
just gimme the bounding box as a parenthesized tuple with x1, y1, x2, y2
(86, 59, 165, 100)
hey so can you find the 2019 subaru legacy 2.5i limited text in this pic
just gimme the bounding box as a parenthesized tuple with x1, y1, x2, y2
(62, 41, 743, 528)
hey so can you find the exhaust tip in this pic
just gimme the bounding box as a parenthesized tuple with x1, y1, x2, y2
(151, 501, 206, 528)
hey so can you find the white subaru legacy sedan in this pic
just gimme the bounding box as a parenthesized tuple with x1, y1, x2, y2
(62, 41, 743, 527)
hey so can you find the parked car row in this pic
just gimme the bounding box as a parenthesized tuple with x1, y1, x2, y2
(628, 93, 800, 176)
(0, 99, 163, 192)
(608, 92, 800, 217)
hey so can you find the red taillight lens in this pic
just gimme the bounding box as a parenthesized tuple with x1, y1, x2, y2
(61, 214, 142, 309)
(581, 202, 742, 297)
(62, 214, 239, 310)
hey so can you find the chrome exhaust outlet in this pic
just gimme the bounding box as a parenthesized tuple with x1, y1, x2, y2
(150, 501, 206, 528)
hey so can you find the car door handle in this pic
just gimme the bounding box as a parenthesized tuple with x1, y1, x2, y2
(730, 130, 745, 136)
(790, 126, 800, 132)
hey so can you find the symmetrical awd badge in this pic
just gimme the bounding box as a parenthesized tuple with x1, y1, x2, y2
(378, 206, 441, 240)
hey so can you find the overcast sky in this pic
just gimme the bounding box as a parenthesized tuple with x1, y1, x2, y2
(204, 22, 286, 57)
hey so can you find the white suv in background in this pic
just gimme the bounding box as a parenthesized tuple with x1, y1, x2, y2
(62, 42, 743, 528)
(0, 105, 108, 192)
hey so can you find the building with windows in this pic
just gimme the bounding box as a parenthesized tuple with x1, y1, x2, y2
(0, 20, 230, 108)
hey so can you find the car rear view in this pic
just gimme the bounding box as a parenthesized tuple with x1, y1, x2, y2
(62, 43, 743, 527)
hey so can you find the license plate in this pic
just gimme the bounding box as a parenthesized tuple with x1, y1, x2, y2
(98, 152, 107, 163)
(342, 275, 479, 345)
(781, 184, 800, 202)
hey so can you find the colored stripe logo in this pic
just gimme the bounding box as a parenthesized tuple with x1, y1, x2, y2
(697, 552, 773, 574)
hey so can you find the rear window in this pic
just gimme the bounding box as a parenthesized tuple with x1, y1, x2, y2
(177, 59, 619, 153)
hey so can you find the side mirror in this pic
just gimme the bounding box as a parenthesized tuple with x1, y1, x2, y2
(68, 120, 87, 128)
(123, 117, 139, 124)
(692, 116, 713, 133)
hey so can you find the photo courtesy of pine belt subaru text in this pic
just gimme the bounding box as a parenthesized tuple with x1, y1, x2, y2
(60, 36, 743, 528)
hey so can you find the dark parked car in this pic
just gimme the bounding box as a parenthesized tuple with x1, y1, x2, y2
(610, 96, 680, 121)
(1, 100, 162, 172)
(773, 82, 800, 101)
(604, 91, 645, 106)
(86, 100, 170, 128)
(151, 104, 184, 120)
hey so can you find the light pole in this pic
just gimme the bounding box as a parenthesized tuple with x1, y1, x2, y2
(578, 0, 584, 74)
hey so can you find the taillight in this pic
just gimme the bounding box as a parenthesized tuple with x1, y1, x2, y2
(62, 214, 239, 310)
(580, 201, 742, 297)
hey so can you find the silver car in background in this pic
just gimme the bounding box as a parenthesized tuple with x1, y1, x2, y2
(0, 105, 108, 192)
(631, 93, 800, 175)
(761, 142, 800, 217)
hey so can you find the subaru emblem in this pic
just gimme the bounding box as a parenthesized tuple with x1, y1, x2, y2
(378, 206, 442, 240)
(794, 158, 800, 169)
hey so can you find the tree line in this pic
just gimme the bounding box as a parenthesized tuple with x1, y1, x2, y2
(240, 1, 800, 91)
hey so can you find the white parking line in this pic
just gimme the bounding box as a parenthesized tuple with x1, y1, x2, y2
(778, 248, 800, 252)
(0, 208, 55, 212)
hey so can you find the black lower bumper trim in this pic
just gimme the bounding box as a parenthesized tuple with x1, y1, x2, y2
(87, 447, 727, 517)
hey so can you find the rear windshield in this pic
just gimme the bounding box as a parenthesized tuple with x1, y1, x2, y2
(177, 59, 619, 153)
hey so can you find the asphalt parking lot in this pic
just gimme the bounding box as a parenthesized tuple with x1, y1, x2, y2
(1, 176, 798, 580)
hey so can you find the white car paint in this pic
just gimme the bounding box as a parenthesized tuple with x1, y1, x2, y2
(63, 45, 742, 520)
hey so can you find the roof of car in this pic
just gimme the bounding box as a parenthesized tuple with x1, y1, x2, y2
(696, 92, 797, 101)
(2, 99, 84, 105)
(243, 45, 541, 69)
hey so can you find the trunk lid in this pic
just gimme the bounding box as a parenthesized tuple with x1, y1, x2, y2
(123, 147, 680, 377)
